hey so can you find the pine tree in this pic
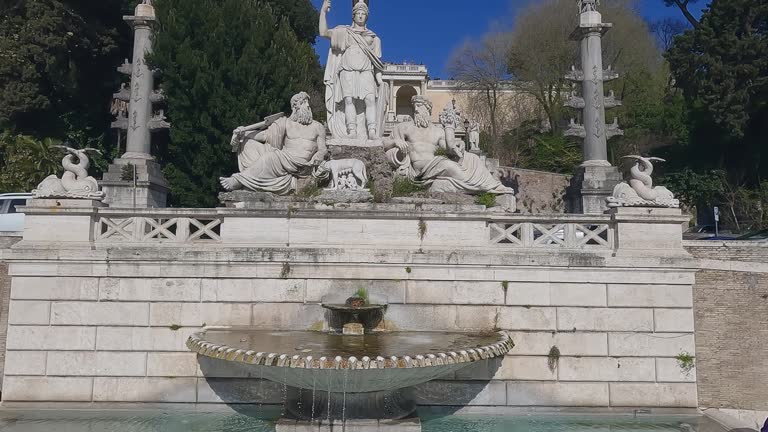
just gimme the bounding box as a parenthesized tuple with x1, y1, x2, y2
(666, 0, 767, 182)
(151, 0, 323, 207)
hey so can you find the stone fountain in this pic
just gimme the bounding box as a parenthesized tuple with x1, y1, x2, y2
(187, 292, 514, 427)
(0, 0, 700, 423)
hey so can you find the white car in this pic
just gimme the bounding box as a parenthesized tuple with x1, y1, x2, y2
(0, 193, 32, 232)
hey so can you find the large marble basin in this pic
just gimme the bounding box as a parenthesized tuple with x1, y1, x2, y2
(187, 328, 513, 393)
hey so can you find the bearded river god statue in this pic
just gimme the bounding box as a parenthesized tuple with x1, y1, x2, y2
(384, 96, 516, 210)
(219, 92, 329, 195)
(319, 0, 389, 142)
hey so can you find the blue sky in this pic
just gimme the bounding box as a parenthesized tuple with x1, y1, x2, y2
(310, 0, 703, 78)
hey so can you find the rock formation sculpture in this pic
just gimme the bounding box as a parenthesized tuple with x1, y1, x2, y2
(33, 146, 105, 200)
(319, 0, 389, 141)
(384, 96, 515, 202)
(219, 92, 329, 195)
(607, 156, 679, 208)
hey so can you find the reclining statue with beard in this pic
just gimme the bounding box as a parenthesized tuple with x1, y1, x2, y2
(220, 92, 329, 195)
(383, 96, 515, 197)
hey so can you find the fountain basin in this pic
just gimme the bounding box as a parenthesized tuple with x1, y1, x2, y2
(187, 328, 513, 393)
(322, 303, 388, 333)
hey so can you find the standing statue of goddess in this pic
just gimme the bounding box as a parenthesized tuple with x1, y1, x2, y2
(319, 0, 389, 141)
(468, 120, 481, 152)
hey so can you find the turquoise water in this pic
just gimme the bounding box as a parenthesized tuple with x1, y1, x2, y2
(419, 413, 716, 432)
(0, 409, 723, 432)
(0, 409, 280, 432)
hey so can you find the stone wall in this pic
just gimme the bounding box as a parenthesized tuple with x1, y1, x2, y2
(1, 203, 698, 407)
(685, 241, 768, 413)
(0, 234, 22, 390)
(497, 167, 570, 214)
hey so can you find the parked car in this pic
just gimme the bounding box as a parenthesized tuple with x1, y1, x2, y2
(683, 225, 734, 240)
(734, 229, 768, 241)
(0, 193, 32, 232)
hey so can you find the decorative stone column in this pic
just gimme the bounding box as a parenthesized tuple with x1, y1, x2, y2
(389, 79, 396, 121)
(564, 0, 623, 214)
(102, 0, 170, 208)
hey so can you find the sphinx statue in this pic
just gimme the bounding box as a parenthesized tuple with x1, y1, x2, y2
(607, 155, 679, 208)
(319, 0, 389, 141)
(219, 92, 329, 195)
(34, 146, 105, 200)
(384, 96, 515, 205)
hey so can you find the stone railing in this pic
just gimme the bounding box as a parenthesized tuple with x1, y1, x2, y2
(489, 220, 612, 249)
(94, 215, 222, 243)
(17, 201, 689, 254)
(89, 208, 617, 251)
(383, 63, 427, 74)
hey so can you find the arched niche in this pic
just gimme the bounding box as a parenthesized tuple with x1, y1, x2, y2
(395, 85, 418, 121)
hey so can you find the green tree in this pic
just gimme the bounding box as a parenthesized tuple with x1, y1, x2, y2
(507, 0, 663, 134)
(0, 132, 62, 192)
(661, 168, 726, 209)
(497, 0, 669, 172)
(666, 0, 768, 183)
(0, 0, 133, 138)
(662, 0, 701, 28)
(150, 0, 323, 207)
(0, 0, 134, 190)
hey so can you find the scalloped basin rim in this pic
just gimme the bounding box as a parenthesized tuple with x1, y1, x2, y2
(187, 328, 514, 370)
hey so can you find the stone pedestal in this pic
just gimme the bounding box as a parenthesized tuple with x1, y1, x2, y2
(20, 199, 106, 242)
(567, 165, 622, 214)
(327, 137, 383, 148)
(609, 207, 691, 253)
(101, 158, 169, 208)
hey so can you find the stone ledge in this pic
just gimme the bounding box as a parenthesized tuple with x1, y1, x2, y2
(609, 383, 697, 407)
(3, 377, 94, 401)
(4, 249, 699, 274)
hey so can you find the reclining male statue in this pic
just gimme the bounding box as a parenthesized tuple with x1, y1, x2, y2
(219, 92, 328, 195)
(383, 95, 515, 197)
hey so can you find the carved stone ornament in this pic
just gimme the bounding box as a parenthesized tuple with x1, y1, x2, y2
(318, 158, 368, 191)
(438, 103, 461, 130)
(606, 156, 679, 208)
(579, 0, 599, 13)
(468, 120, 481, 152)
(33, 146, 106, 200)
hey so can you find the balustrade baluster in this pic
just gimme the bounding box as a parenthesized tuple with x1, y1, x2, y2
(175, 218, 190, 242)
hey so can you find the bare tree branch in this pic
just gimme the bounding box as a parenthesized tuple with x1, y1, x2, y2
(448, 32, 515, 149)
(666, 0, 700, 28)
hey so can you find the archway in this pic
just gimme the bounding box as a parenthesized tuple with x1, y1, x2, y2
(395, 86, 418, 121)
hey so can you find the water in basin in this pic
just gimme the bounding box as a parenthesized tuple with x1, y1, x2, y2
(0, 409, 728, 432)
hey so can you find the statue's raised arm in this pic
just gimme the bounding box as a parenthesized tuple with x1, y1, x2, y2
(319, 0, 331, 39)
(321, 0, 389, 141)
